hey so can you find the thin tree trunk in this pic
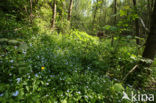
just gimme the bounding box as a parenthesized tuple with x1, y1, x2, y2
(99, 0, 104, 23)
(133, 0, 140, 45)
(68, 0, 73, 21)
(24, 5, 28, 15)
(51, 0, 57, 29)
(30, 0, 33, 23)
(147, 0, 152, 30)
(142, 0, 156, 61)
(114, 0, 117, 22)
(92, 0, 98, 25)
(111, 0, 117, 46)
(151, 0, 155, 10)
(35, 0, 38, 4)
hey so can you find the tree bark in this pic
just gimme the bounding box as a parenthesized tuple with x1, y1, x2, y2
(133, 0, 140, 45)
(68, 0, 73, 21)
(51, 0, 57, 29)
(142, 0, 156, 61)
(147, 0, 151, 27)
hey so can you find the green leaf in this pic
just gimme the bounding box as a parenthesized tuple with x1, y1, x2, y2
(61, 99, 67, 103)
(120, 10, 127, 16)
(113, 83, 124, 92)
(103, 25, 111, 30)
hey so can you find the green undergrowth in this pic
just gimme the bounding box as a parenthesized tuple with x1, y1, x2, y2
(0, 30, 155, 102)
(0, 0, 155, 102)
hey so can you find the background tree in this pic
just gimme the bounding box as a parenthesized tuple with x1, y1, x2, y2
(92, 0, 99, 26)
(111, 0, 117, 46)
(142, 0, 156, 61)
(133, 0, 140, 44)
(30, 0, 33, 23)
(51, 0, 57, 29)
(68, 0, 73, 21)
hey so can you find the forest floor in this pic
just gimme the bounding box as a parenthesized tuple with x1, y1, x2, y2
(0, 30, 156, 102)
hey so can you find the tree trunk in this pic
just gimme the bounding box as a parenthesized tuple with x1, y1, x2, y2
(68, 0, 73, 21)
(30, 0, 33, 23)
(142, 0, 156, 61)
(35, 0, 38, 4)
(51, 0, 57, 29)
(133, 0, 140, 45)
(147, 0, 151, 28)
(92, 0, 98, 25)
(151, 0, 155, 10)
(114, 0, 117, 22)
(132, 1, 156, 88)
(111, 0, 117, 46)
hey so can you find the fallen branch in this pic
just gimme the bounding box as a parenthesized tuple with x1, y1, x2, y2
(122, 65, 138, 81)
(139, 17, 150, 32)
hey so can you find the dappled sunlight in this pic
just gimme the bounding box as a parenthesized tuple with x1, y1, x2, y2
(0, 0, 156, 102)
